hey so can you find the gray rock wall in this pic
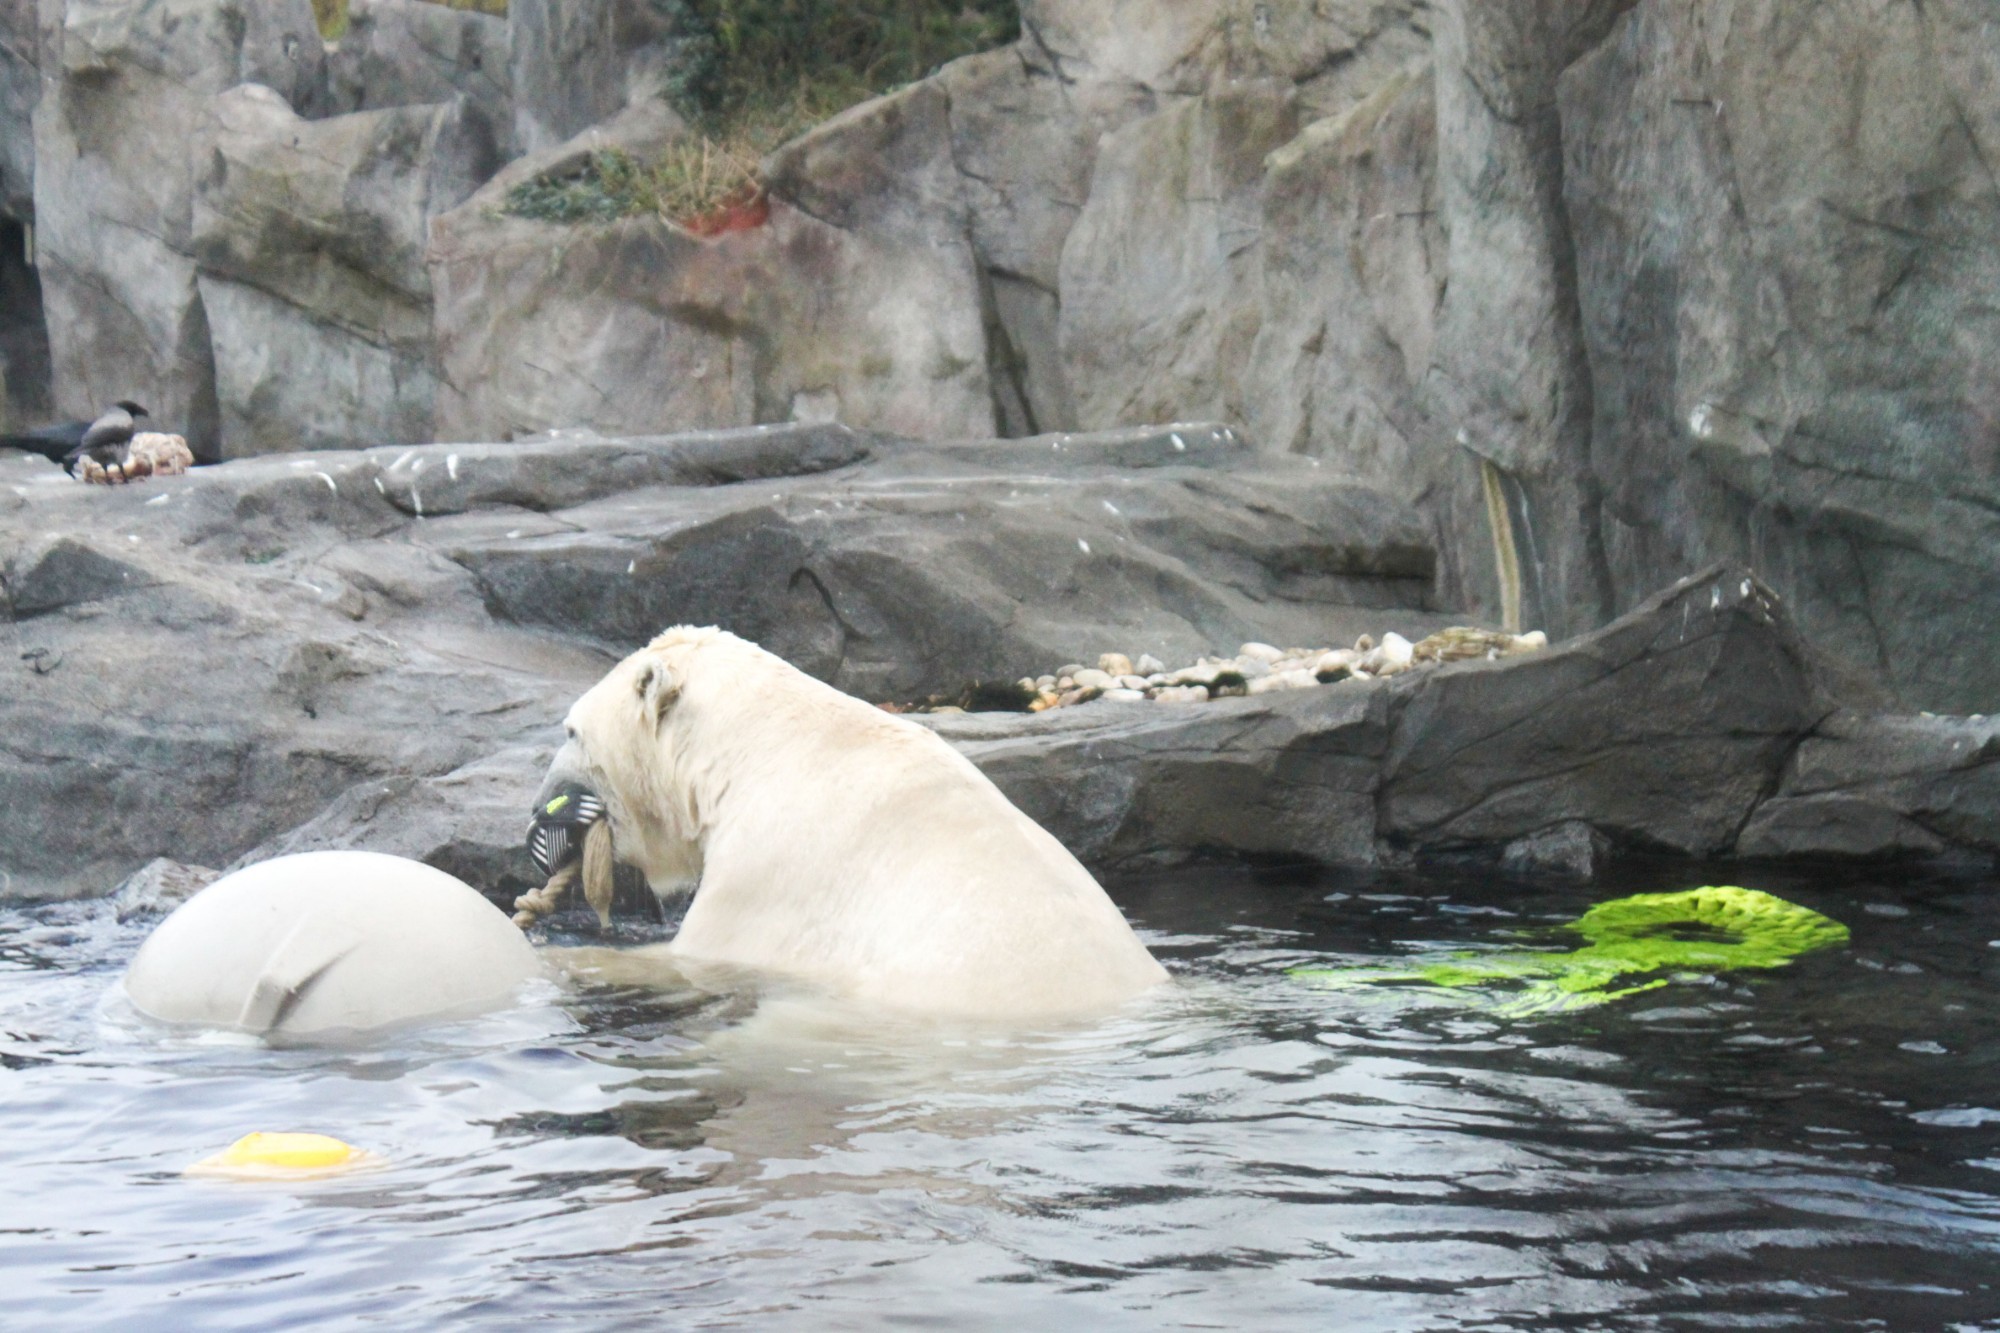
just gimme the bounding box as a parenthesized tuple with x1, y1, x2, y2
(30, 0, 327, 456)
(0, 0, 36, 222)
(327, 0, 511, 142)
(432, 87, 997, 444)
(0, 422, 1447, 899)
(508, 0, 682, 155)
(193, 84, 499, 455)
(1559, 0, 2000, 714)
(9, 0, 2000, 714)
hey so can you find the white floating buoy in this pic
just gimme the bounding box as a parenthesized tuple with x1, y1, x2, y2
(123, 851, 541, 1041)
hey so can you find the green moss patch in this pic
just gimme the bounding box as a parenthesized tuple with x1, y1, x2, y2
(1294, 886, 1850, 1018)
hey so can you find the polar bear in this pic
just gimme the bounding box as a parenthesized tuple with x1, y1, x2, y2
(534, 627, 1168, 1018)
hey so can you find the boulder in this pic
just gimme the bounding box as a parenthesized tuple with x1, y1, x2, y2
(433, 422, 1444, 701)
(31, 0, 327, 458)
(1559, 0, 2000, 715)
(0, 446, 616, 900)
(1500, 821, 1613, 881)
(192, 85, 501, 455)
(110, 856, 220, 922)
(1379, 567, 1828, 857)
(939, 682, 1396, 867)
(430, 87, 995, 444)
(941, 566, 1847, 871)
(0, 421, 1444, 900)
(1737, 713, 2000, 861)
(8, 417, 1974, 902)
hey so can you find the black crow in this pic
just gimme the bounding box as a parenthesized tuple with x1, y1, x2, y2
(0, 401, 150, 475)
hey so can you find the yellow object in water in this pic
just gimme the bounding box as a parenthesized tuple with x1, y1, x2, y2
(185, 1132, 379, 1180)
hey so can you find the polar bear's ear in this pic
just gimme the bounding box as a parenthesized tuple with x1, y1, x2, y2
(634, 659, 680, 727)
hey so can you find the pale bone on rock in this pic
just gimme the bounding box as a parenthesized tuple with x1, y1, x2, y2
(76, 433, 196, 484)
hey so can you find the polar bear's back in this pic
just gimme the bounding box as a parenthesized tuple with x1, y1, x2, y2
(662, 638, 1168, 1017)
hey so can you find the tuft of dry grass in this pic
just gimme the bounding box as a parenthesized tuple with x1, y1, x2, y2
(506, 1, 1015, 229)
(505, 86, 873, 228)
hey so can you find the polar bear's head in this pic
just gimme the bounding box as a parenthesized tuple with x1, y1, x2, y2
(536, 627, 731, 896)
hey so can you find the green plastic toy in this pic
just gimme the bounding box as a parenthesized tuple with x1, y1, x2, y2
(1293, 885, 1849, 1017)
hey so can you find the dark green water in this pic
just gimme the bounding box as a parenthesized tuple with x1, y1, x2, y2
(3, 860, 1998, 1328)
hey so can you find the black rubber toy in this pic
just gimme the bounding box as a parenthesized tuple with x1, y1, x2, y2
(526, 784, 606, 878)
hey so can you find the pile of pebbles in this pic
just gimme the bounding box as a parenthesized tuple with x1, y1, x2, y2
(901, 627, 1549, 715)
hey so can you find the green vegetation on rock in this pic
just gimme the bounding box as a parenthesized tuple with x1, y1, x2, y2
(1294, 886, 1851, 1018)
(312, 0, 506, 41)
(673, 0, 1017, 130)
(504, 150, 668, 225)
(505, 0, 1018, 227)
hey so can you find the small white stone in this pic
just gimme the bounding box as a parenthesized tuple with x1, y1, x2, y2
(1249, 669, 1319, 695)
(1355, 634, 1414, 677)
(1072, 668, 1116, 690)
(1101, 688, 1147, 703)
(1135, 654, 1165, 675)
(1237, 642, 1284, 664)
(1077, 538, 1091, 554)
(1118, 675, 1151, 690)
(1097, 652, 1135, 676)
(1502, 630, 1549, 656)
(1155, 684, 1209, 704)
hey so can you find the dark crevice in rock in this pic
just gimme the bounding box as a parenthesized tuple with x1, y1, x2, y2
(0, 220, 51, 430)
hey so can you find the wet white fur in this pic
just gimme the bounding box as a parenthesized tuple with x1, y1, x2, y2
(545, 627, 1168, 1018)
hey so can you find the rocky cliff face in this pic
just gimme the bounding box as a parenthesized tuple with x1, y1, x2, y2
(5, 0, 1998, 712)
(4, 420, 1989, 904)
(1559, 1, 2000, 714)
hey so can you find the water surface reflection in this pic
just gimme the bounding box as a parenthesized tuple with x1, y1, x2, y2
(3, 861, 1998, 1327)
